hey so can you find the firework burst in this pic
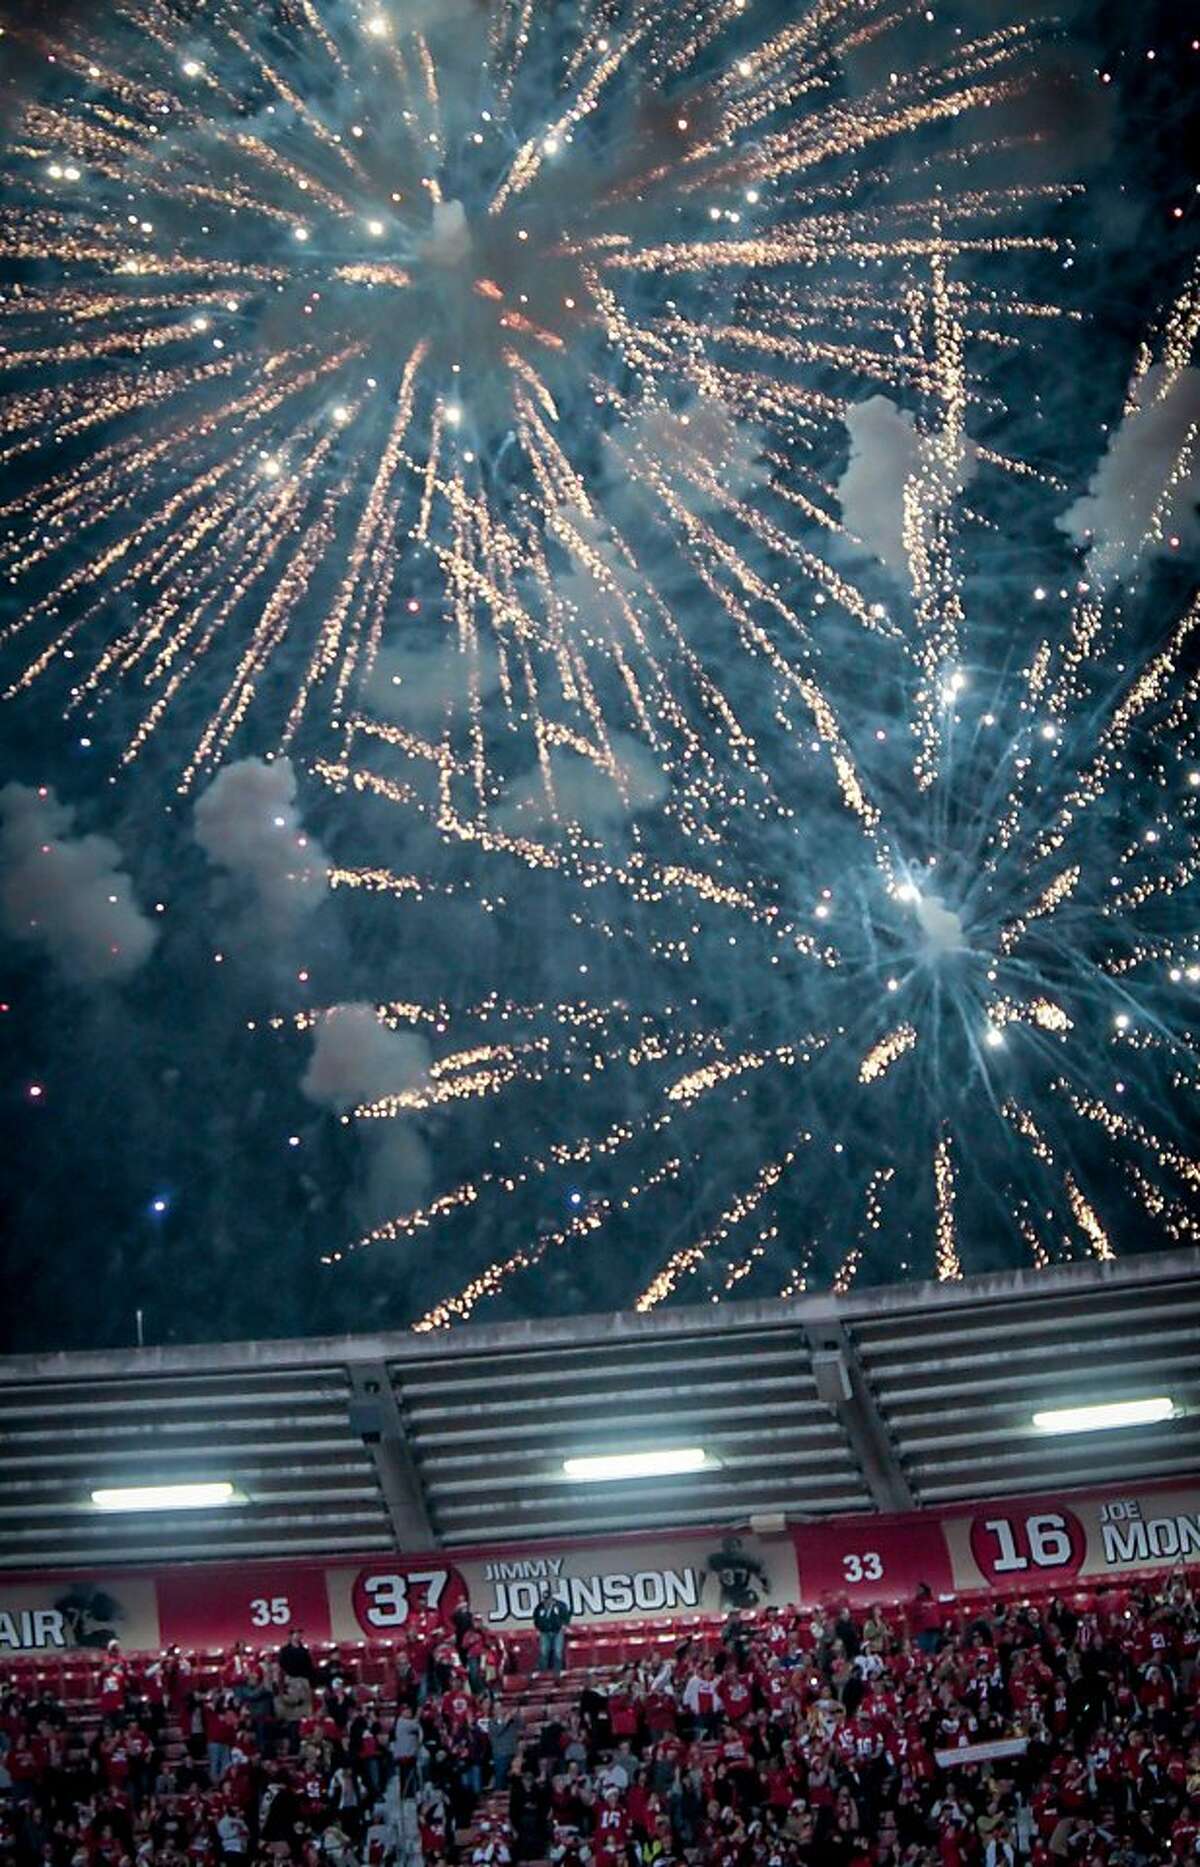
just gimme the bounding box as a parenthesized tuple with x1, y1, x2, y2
(0, 0, 1197, 1327)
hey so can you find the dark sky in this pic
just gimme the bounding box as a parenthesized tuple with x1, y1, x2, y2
(0, 0, 1197, 1355)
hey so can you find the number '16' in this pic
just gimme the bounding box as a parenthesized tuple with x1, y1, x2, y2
(981, 1513, 1072, 1572)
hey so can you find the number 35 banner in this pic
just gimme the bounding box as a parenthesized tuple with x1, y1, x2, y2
(1, 1479, 1197, 1653)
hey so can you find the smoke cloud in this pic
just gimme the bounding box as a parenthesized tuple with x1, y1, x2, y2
(837, 395, 979, 584)
(1058, 365, 1200, 581)
(0, 783, 157, 984)
(357, 1125, 433, 1228)
(384, 0, 487, 38)
(423, 198, 472, 267)
(302, 1003, 431, 1112)
(498, 732, 670, 834)
(302, 1005, 433, 1228)
(624, 396, 768, 508)
(194, 756, 330, 922)
(915, 894, 967, 956)
(366, 640, 500, 728)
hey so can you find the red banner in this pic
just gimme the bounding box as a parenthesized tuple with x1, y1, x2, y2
(792, 1510, 953, 1604)
(156, 1561, 335, 1649)
(1, 1478, 1196, 1655)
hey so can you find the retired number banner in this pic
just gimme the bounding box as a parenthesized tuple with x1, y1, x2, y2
(0, 1478, 1196, 1653)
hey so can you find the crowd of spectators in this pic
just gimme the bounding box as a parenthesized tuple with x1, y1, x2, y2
(2, 1570, 1198, 1867)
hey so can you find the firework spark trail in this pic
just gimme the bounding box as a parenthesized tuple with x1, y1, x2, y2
(284, 343, 427, 747)
(933, 1127, 962, 1282)
(636, 1150, 799, 1312)
(0, 0, 1197, 1320)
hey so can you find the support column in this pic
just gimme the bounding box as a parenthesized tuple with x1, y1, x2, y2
(804, 1318, 914, 1513)
(346, 1361, 438, 1548)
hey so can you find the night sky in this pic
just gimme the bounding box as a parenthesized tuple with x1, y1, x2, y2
(0, 0, 1197, 1354)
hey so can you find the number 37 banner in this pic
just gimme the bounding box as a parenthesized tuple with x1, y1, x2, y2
(1, 1479, 1197, 1653)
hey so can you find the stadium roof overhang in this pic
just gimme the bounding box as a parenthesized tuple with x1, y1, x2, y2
(1, 1248, 1197, 1570)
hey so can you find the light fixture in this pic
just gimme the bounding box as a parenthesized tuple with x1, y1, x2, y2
(1032, 1397, 1174, 1435)
(91, 1482, 238, 1511)
(563, 1447, 710, 1482)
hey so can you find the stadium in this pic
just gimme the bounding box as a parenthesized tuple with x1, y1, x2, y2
(2, 1251, 1200, 1866)
(1, 0, 1199, 1865)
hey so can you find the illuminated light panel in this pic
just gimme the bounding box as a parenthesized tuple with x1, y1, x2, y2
(1031, 1398, 1175, 1435)
(91, 1481, 239, 1511)
(562, 1447, 711, 1481)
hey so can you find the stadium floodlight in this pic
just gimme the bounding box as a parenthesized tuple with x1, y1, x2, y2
(562, 1447, 710, 1482)
(1032, 1398, 1174, 1435)
(91, 1482, 238, 1511)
